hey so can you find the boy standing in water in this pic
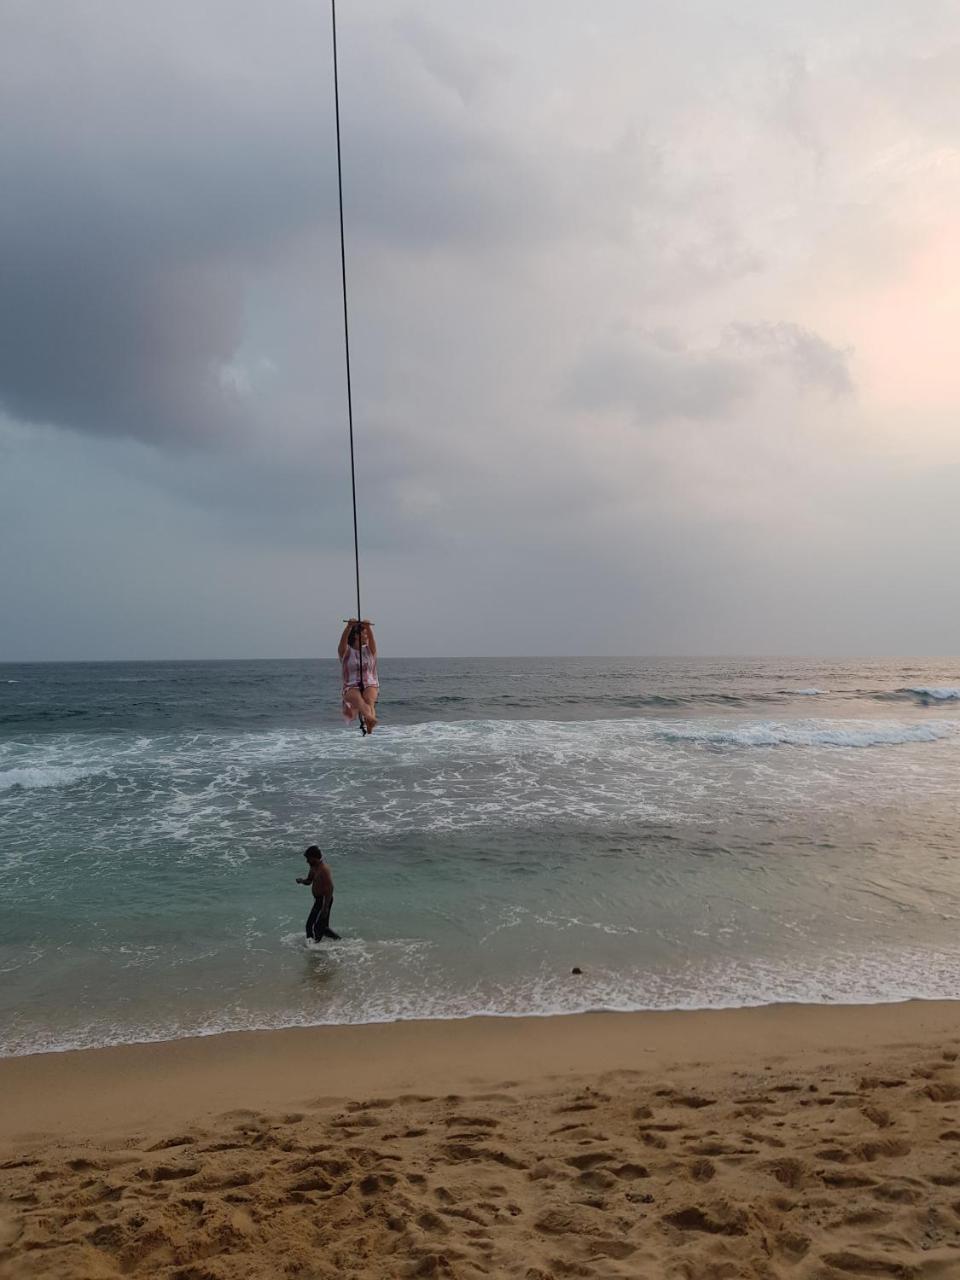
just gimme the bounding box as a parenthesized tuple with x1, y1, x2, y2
(296, 846, 340, 942)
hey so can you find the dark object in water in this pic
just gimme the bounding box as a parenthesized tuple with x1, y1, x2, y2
(571, 966, 582, 975)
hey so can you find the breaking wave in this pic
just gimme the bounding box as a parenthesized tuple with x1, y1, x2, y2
(898, 687, 960, 702)
(653, 720, 955, 749)
(0, 765, 106, 792)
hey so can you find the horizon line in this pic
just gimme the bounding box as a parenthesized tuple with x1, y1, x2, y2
(2, 653, 959, 665)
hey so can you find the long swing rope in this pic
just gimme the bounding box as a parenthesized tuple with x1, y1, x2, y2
(330, 0, 367, 733)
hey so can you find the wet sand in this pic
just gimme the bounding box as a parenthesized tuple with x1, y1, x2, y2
(2, 1001, 960, 1278)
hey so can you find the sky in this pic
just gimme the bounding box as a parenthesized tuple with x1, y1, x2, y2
(2, 0, 960, 660)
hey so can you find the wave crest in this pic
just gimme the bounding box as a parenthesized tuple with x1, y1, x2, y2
(653, 721, 954, 749)
(0, 765, 104, 791)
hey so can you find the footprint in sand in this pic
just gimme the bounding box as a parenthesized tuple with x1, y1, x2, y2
(359, 1171, 398, 1194)
(565, 1152, 616, 1171)
(766, 1157, 807, 1188)
(0, 1211, 23, 1249)
(140, 1164, 199, 1182)
(924, 1082, 960, 1103)
(820, 1171, 877, 1189)
(417, 1211, 449, 1235)
(534, 1206, 600, 1236)
(861, 1105, 894, 1129)
(857, 1138, 911, 1161)
(443, 1144, 526, 1169)
(146, 1135, 197, 1152)
(662, 1204, 748, 1236)
(774, 1230, 810, 1261)
(821, 1249, 915, 1275)
(741, 1129, 786, 1148)
(837, 1207, 890, 1227)
(872, 1182, 922, 1204)
(287, 1173, 333, 1192)
(858, 1076, 906, 1091)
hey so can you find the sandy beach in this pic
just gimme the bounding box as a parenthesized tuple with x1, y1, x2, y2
(2, 1001, 960, 1278)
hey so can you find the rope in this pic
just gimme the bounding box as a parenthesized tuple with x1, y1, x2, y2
(330, 0, 367, 734)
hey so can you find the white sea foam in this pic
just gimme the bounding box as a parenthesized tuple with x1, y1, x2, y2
(653, 720, 954, 749)
(786, 688, 823, 696)
(6, 943, 960, 1058)
(3, 714, 957, 851)
(0, 765, 105, 791)
(901, 686, 960, 701)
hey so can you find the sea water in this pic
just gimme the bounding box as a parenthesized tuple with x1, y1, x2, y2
(2, 657, 959, 1056)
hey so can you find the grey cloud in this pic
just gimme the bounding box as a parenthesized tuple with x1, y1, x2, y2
(869, 43, 960, 142)
(0, 4, 327, 445)
(568, 322, 852, 426)
(392, 12, 509, 106)
(568, 330, 750, 424)
(0, 254, 253, 446)
(730, 323, 853, 398)
(768, 54, 826, 171)
(0, 2, 667, 451)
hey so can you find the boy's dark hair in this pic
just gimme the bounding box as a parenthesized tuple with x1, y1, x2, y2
(304, 845, 323, 861)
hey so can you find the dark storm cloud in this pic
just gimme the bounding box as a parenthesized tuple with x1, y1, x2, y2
(0, 253, 252, 446)
(0, 9, 314, 444)
(0, 2, 596, 449)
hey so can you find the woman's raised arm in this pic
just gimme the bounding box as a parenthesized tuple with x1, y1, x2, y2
(337, 620, 356, 660)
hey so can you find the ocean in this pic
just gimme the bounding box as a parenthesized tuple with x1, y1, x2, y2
(1, 657, 959, 1057)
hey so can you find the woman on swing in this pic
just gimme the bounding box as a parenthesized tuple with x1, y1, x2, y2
(338, 619, 379, 733)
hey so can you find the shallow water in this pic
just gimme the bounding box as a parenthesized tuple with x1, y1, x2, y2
(2, 657, 959, 1056)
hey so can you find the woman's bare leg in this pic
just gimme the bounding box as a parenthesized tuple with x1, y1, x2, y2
(343, 688, 365, 723)
(362, 686, 379, 731)
(344, 686, 378, 731)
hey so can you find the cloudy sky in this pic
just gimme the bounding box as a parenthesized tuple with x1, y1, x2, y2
(2, 0, 959, 659)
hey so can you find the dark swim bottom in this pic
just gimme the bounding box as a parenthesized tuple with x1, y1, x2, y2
(306, 898, 340, 942)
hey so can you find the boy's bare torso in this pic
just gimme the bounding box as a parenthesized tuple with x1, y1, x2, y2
(307, 863, 334, 900)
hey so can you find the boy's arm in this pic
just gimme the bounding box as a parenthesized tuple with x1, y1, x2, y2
(296, 869, 316, 885)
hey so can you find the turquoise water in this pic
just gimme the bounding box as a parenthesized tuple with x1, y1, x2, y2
(2, 657, 960, 1056)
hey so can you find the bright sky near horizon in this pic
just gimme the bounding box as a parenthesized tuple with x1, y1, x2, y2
(2, 1, 959, 660)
